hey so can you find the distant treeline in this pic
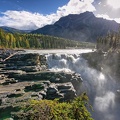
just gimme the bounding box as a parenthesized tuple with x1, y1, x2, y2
(97, 30, 120, 51)
(0, 28, 95, 49)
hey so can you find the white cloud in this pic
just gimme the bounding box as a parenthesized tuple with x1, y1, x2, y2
(57, 0, 95, 16)
(107, 0, 120, 9)
(96, 14, 120, 23)
(96, 14, 112, 20)
(0, 0, 95, 30)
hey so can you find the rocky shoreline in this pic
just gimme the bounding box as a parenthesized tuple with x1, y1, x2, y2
(0, 49, 83, 119)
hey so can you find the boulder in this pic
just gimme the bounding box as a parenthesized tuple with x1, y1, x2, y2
(46, 84, 63, 100)
(57, 82, 77, 101)
(39, 90, 46, 99)
(0, 99, 2, 105)
(19, 65, 41, 72)
(70, 73, 83, 94)
(57, 83, 72, 90)
(2, 78, 18, 85)
(46, 84, 58, 94)
(24, 83, 45, 92)
(7, 93, 23, 98)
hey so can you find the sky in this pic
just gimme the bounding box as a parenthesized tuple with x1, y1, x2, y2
(0, 0, 120, 30)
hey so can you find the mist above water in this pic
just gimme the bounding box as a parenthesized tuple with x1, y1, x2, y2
(45, 51, 120, 120)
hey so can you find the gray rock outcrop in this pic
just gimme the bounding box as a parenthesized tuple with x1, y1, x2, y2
(0, 50, 83, 119)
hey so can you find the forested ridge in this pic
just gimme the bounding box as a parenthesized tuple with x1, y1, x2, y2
(0, 28, 94, 49)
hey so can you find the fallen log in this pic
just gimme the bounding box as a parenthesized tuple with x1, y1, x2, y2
(3, 52, 18, 62)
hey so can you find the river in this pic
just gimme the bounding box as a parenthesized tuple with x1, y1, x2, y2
(24, 49, 120, 120)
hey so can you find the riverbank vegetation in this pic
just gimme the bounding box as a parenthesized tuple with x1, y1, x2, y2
(0, 28, 95, 49)
(13, 93, 93, 120)
(97, 30, 120, 52)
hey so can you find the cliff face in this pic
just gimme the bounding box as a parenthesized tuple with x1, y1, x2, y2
(82, 51, 120, 79)
(32, 12, 119, 42)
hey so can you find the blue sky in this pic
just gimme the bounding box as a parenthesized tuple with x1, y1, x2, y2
(0, 0, 120, 30)
(0, 0, 69, 14)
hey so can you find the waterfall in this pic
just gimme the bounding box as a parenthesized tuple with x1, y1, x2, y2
(46, 53, 119, 120)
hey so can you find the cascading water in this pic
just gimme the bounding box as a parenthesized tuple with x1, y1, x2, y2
(46, 52, 120, 120)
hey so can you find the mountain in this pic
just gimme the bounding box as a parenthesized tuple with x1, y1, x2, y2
(0, 26, 31, 33)
(32, 12, 119, 42)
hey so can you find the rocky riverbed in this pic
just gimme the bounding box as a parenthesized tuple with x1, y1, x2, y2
(0, 49, 83, 119)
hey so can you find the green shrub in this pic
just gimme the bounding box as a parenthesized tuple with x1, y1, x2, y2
(13, 93, 93, 120)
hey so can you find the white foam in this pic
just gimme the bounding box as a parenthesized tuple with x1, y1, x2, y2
(94, 92, 115, 112)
